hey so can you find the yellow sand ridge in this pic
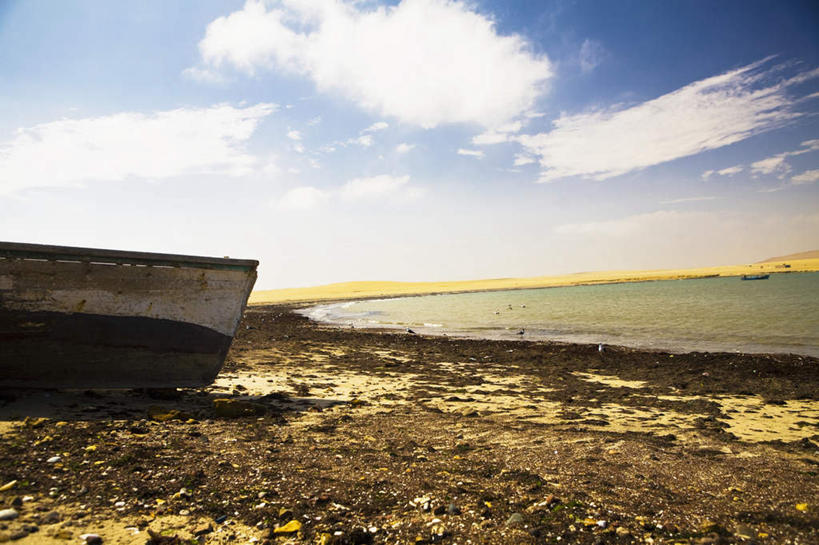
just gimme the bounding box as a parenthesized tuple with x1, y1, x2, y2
(249, 257, 819, 305)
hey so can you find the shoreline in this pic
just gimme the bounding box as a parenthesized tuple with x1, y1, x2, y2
(1, 306, 817, 544)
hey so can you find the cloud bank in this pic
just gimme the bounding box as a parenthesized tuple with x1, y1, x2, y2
(192, 0, 551, 128)
(516, 58, 818, 183)
(0, 104, 275, 195)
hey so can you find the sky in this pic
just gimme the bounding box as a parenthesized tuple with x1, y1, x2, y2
(1, 0, 818, 289)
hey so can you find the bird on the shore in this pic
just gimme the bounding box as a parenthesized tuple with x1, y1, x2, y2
(406, 327, 417, 334)
(598, 343, 605, 353)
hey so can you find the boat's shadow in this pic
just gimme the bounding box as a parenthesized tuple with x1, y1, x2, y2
(0, 387, 346, 424)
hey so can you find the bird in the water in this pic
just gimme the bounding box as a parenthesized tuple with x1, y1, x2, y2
(406, 327, 417, 334)
(517, 329, 525, 336)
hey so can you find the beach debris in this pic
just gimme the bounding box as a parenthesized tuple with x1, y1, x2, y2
(147, 406, 192, 422)
(211, 398, 266, 417)
(146, 528, 180, 544)
(46, 455, 61, 463)
(192, 523, 213, 536)
(0, 480, 17, 492)
(213, 515, 227, 524)
(273, 519, 302, 534)
(0, 508, 19, 521)
(795, 502, 808, 512)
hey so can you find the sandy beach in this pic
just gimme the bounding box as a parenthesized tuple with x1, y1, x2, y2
(0, 306, 817, 544)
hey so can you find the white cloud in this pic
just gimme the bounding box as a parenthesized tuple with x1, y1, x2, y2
(457, 148, 484, 158)
(340, 174, 412, 201)
(717, 165, 743, 176)
(350, 134, 373, 147)
(472, 120, 525, 145)
(181, 66, 226, 83)
(660, 196, 718, 205)
(307, 116, 322, 126)
(518, 58, 817, 183)
(0, 103, 276, 195)
(276, 174, 422, 211)
(579, 38, 607, 73)
(395, 143, 415, 153)
(701, 169, 715, 181)
(287, 129, 302, 140)
(277, 186, 329, 210)
(792, 169, 819, 185)
(192, 0, 551, 128)
(751, 155, 790, 177)
(363, 121, 389, 132)
(750, 138, 819, 178)
(513, 153, 536, 166)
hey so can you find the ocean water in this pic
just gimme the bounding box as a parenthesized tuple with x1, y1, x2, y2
(301, 272, 819, 357)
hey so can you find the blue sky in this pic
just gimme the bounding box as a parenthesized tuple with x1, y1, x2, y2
(1, 0, 818, 289)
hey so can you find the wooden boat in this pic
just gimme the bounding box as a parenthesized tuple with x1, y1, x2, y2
(741, 274, 770, 280)
(0, 242, 257, 389)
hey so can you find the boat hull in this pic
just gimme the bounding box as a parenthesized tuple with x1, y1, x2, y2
(0, 242, 257, 389)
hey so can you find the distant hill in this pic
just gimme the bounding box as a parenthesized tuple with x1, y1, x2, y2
(758, 250, 819, 263)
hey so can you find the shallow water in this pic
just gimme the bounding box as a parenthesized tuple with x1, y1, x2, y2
(302, 272, 819, 357)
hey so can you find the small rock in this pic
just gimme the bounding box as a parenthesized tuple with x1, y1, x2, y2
(506, 513, 525, 527)
(54, 529, 72, 539)
(615, 527, 630, 538)
(0, 510, 18, 522)
(192, 523, 212, 536)
(734, 524, 754, 539)
(212, 398, 266, 418)
(348, 528, 373, 544)
(213, 515, 227, 524)
(41, 511, 61, 524)
(447, 503, 461, 515)
(9, 531, 27, 541)
(46, 456, 61, 464)
(0, 481, 16, 493)
(699, 520, 728, 535)
(80, 534, 103, 545)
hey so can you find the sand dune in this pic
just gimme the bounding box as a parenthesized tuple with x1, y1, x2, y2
(758, 250, 819, 263)
(249, 257, 819, 305)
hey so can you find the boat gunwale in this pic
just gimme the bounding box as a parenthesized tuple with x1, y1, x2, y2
(0, 241, 258, 272)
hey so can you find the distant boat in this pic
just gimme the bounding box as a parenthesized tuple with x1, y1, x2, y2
(0, 241, 257, 389)
(741, 274, 770, 281)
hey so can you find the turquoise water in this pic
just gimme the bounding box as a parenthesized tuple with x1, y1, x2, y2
(302, 272, 819, 357)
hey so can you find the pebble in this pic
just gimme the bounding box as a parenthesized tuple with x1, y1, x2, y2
(41, 511, 61, 524)
(80, 534, 102, 545)
(506, 513, 525, 527)
(447, 503, 461, 515)
(46, 456, 61, 463)
(616, 527, 630, 537)
(0, 510, 18, 522)
(734, 524, 755, 539)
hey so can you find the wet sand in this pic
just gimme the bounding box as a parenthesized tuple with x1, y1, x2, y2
(0, 306, 817, 544)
